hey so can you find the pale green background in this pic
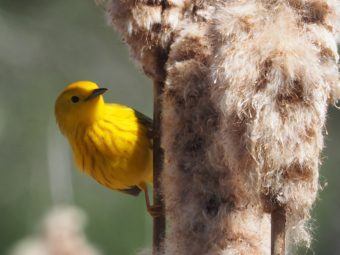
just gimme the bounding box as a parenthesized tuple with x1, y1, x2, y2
(0, 1, 339, 254)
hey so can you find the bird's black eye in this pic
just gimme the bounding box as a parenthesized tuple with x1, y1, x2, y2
(71, 96, 80, 103)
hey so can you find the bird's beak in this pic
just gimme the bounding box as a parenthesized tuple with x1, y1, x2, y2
(85, 88, 108, 101)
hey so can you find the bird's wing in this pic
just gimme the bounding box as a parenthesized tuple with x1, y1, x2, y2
(133, 109, 153, 141)
(118, 186, 142, 196)
(133, 109, 152, 129)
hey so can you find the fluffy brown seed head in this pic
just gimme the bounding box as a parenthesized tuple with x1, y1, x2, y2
(107, 0, 339, 253)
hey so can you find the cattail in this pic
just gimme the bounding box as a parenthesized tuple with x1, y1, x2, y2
(8, 206, 101, 255)
(107, 0, 339, 254)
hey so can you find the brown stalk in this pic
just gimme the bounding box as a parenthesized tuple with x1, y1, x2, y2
(153, 80, 166, 255)
(271, 207, 286, 255)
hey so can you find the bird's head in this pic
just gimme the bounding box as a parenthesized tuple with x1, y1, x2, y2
(55, 81, 108, 135)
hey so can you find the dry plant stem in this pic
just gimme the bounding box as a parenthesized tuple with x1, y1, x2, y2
(271, 207, 286, 255)
(153, 80, 166, 255)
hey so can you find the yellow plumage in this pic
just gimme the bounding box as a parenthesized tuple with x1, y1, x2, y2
(55, 81, 155, 210)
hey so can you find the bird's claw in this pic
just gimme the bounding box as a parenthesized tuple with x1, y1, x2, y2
(147, 204, 163, 218)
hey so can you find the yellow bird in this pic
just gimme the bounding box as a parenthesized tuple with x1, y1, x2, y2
(55, 81, 157, 215)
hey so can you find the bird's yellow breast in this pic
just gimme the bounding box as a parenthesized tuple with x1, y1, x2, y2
(68, 104, 152, 190)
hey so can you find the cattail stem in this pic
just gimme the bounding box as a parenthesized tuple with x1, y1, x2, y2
(153, 80, 166, 255)
(271, 207, 286, 255)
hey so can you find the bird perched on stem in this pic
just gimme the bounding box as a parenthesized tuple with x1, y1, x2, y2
(55, 81, 159, 216)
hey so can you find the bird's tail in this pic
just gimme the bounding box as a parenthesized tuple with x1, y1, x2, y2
(118, 186, 142, 196)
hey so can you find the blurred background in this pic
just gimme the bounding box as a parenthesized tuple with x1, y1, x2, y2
(0, 0, 339, 254)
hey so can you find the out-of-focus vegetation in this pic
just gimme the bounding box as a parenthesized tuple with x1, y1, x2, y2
(9, 206, 103, 255)
(0, 1, 339, 254)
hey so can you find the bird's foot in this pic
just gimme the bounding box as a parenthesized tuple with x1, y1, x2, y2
(147, 204, 163, 218)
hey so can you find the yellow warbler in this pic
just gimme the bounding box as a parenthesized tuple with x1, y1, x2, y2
(55, 81, 157, 215)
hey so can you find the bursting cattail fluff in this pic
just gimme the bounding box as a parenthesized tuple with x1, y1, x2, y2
(107, 0, 340, 253)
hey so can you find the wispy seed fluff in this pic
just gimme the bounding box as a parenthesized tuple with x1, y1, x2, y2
(107, 0, 339, 254)
(107, 0, 188, 81)
(210, 0, 339, 247)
